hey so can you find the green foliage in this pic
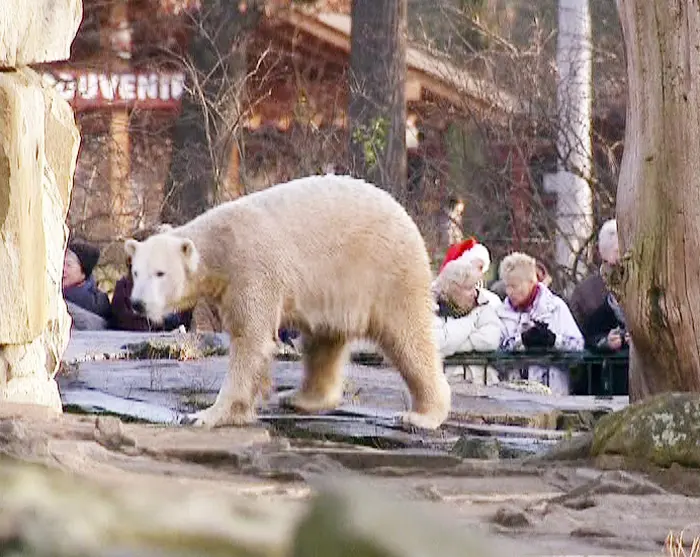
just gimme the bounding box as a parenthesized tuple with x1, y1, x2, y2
(351, 117, 389, 171)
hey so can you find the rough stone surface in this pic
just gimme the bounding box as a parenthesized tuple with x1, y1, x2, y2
(0, 0, 83, 67)
(292, 476, 496, 557)
(491, 505, 531, 528)
(592, 392, 700, 468)
(451, 435, 501, 460)
(0, 69, 49, 343)
(0, 66, 80, 411)
(3, 402, 700, 556)
(0, 457, 496, 557)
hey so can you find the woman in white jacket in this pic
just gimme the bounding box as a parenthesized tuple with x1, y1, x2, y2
(432, 258, 502, 385)
(496, 252, 584, 394)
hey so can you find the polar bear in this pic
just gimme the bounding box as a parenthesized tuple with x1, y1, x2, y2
(124, 174, 451, 430)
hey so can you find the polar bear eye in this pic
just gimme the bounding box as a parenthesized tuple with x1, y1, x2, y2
(155, 271, 166, 278)
(133, 271, 138, 278)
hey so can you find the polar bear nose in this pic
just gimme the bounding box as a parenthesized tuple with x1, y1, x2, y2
(131, 299, 146, 315)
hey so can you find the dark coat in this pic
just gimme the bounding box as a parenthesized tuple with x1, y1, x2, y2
(568, 272, 628, 396)
(110, 274, 192, 332)
(569, 273, 626, 349)
(63, 276, 111, 320)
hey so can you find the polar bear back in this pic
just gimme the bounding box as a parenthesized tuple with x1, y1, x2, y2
(175, 174, 435, 336)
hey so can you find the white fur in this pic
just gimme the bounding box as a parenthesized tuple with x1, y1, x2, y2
(125, 175, 451, 430)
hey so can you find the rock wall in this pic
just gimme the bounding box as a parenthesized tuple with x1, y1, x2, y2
(0, 0, 83, 410)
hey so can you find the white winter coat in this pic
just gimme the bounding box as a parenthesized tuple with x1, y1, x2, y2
(434, 289, 502, 385)
(496, 284, 584, 394)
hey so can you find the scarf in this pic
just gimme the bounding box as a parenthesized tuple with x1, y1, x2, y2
(436, 296, 470, 319)
(511, 283, 541, 313)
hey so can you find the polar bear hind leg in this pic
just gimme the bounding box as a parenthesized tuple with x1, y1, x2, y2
(282, 332, 348, 413)
(376, 319, 451, 430)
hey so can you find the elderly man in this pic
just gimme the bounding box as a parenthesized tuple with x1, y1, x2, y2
(569, 219, 629, 395)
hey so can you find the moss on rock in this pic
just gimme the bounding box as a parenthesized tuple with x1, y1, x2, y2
(591, 392, 700, 468)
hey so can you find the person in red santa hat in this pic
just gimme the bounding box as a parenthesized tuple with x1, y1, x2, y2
(439, 237, 491, 275)
(433, 238, 500, 306)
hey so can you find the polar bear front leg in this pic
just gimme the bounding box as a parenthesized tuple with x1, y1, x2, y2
(187, 333, 275, 428)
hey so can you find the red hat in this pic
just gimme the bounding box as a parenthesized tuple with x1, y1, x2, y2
(439, 237, 477, 272)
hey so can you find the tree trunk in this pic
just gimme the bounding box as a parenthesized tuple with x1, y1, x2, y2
(348, 0, 407, 201)
(616, 0, 700, 399)
(162, 1, 259, 225)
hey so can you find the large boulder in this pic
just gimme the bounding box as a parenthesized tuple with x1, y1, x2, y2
(591, 392, 700, 468)
(0, 459, 497, 557)
(0, 0, 83, 67)
(292, 476, 496, 557)
(0, 67, 80, 410)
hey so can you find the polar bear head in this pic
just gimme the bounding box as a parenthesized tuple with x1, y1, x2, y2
(124, 233, 200, 323)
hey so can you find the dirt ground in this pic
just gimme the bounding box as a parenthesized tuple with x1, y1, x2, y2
(18, 330, 697, 556)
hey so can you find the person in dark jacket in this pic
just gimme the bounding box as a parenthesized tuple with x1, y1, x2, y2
(110, 259, 192, 332)
(63, 241, 111, 330)
(568, 219, 629, 395)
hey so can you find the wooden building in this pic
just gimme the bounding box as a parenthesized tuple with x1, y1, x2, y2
(35, 0, 524, 266)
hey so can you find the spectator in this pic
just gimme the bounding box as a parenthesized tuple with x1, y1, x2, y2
(497, 252, 584, 394)
(491, 258, 552, 300)
(434, 237, 501, 305)
(63, 241, 111, 330)
(439, 237, 489, 274)
(569, 219, 629, 395)
(110, 227, 193, 332)
(444, 196, 465, 245)
(536, 260, 553, 288)
(432, 258, 502, 385)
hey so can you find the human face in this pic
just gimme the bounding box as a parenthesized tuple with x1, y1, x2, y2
(63, 249, 85, 288)
(504, 275, 536, 307)
(449, 282, 478, 312)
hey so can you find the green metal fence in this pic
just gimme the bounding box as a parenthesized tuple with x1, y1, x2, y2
(349, 349, 629, 396)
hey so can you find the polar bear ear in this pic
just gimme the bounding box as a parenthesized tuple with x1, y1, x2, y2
(124, 239, 139, 259)
(180, 238, 199, 273)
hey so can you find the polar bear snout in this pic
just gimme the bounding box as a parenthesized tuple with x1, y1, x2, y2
(131, 298, 146, 315)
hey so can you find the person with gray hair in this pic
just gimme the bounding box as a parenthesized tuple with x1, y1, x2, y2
(496, 252, 584, 394)
(568, 218, 629, 395)
(597, 219, 620, 265)
(432, 258, 502, 385)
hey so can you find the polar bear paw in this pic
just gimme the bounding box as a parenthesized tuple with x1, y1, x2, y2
(279, 389, 342, 414)
(182, 403, 255, 428)
(397, 410, 445, 431)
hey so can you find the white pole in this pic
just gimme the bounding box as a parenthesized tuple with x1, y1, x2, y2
(544, 0, 594, 291)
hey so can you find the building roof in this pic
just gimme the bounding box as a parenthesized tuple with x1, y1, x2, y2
(266, 7, 519, 115)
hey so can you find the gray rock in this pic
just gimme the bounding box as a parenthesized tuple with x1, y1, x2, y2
(0, 457, 499, 557)
(592, 392, 700, 467)
(93, 416, 136, 451)
(292, 475, 497, 557)
(451, 435, 500, 460)
(491, 505, 531, 528)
